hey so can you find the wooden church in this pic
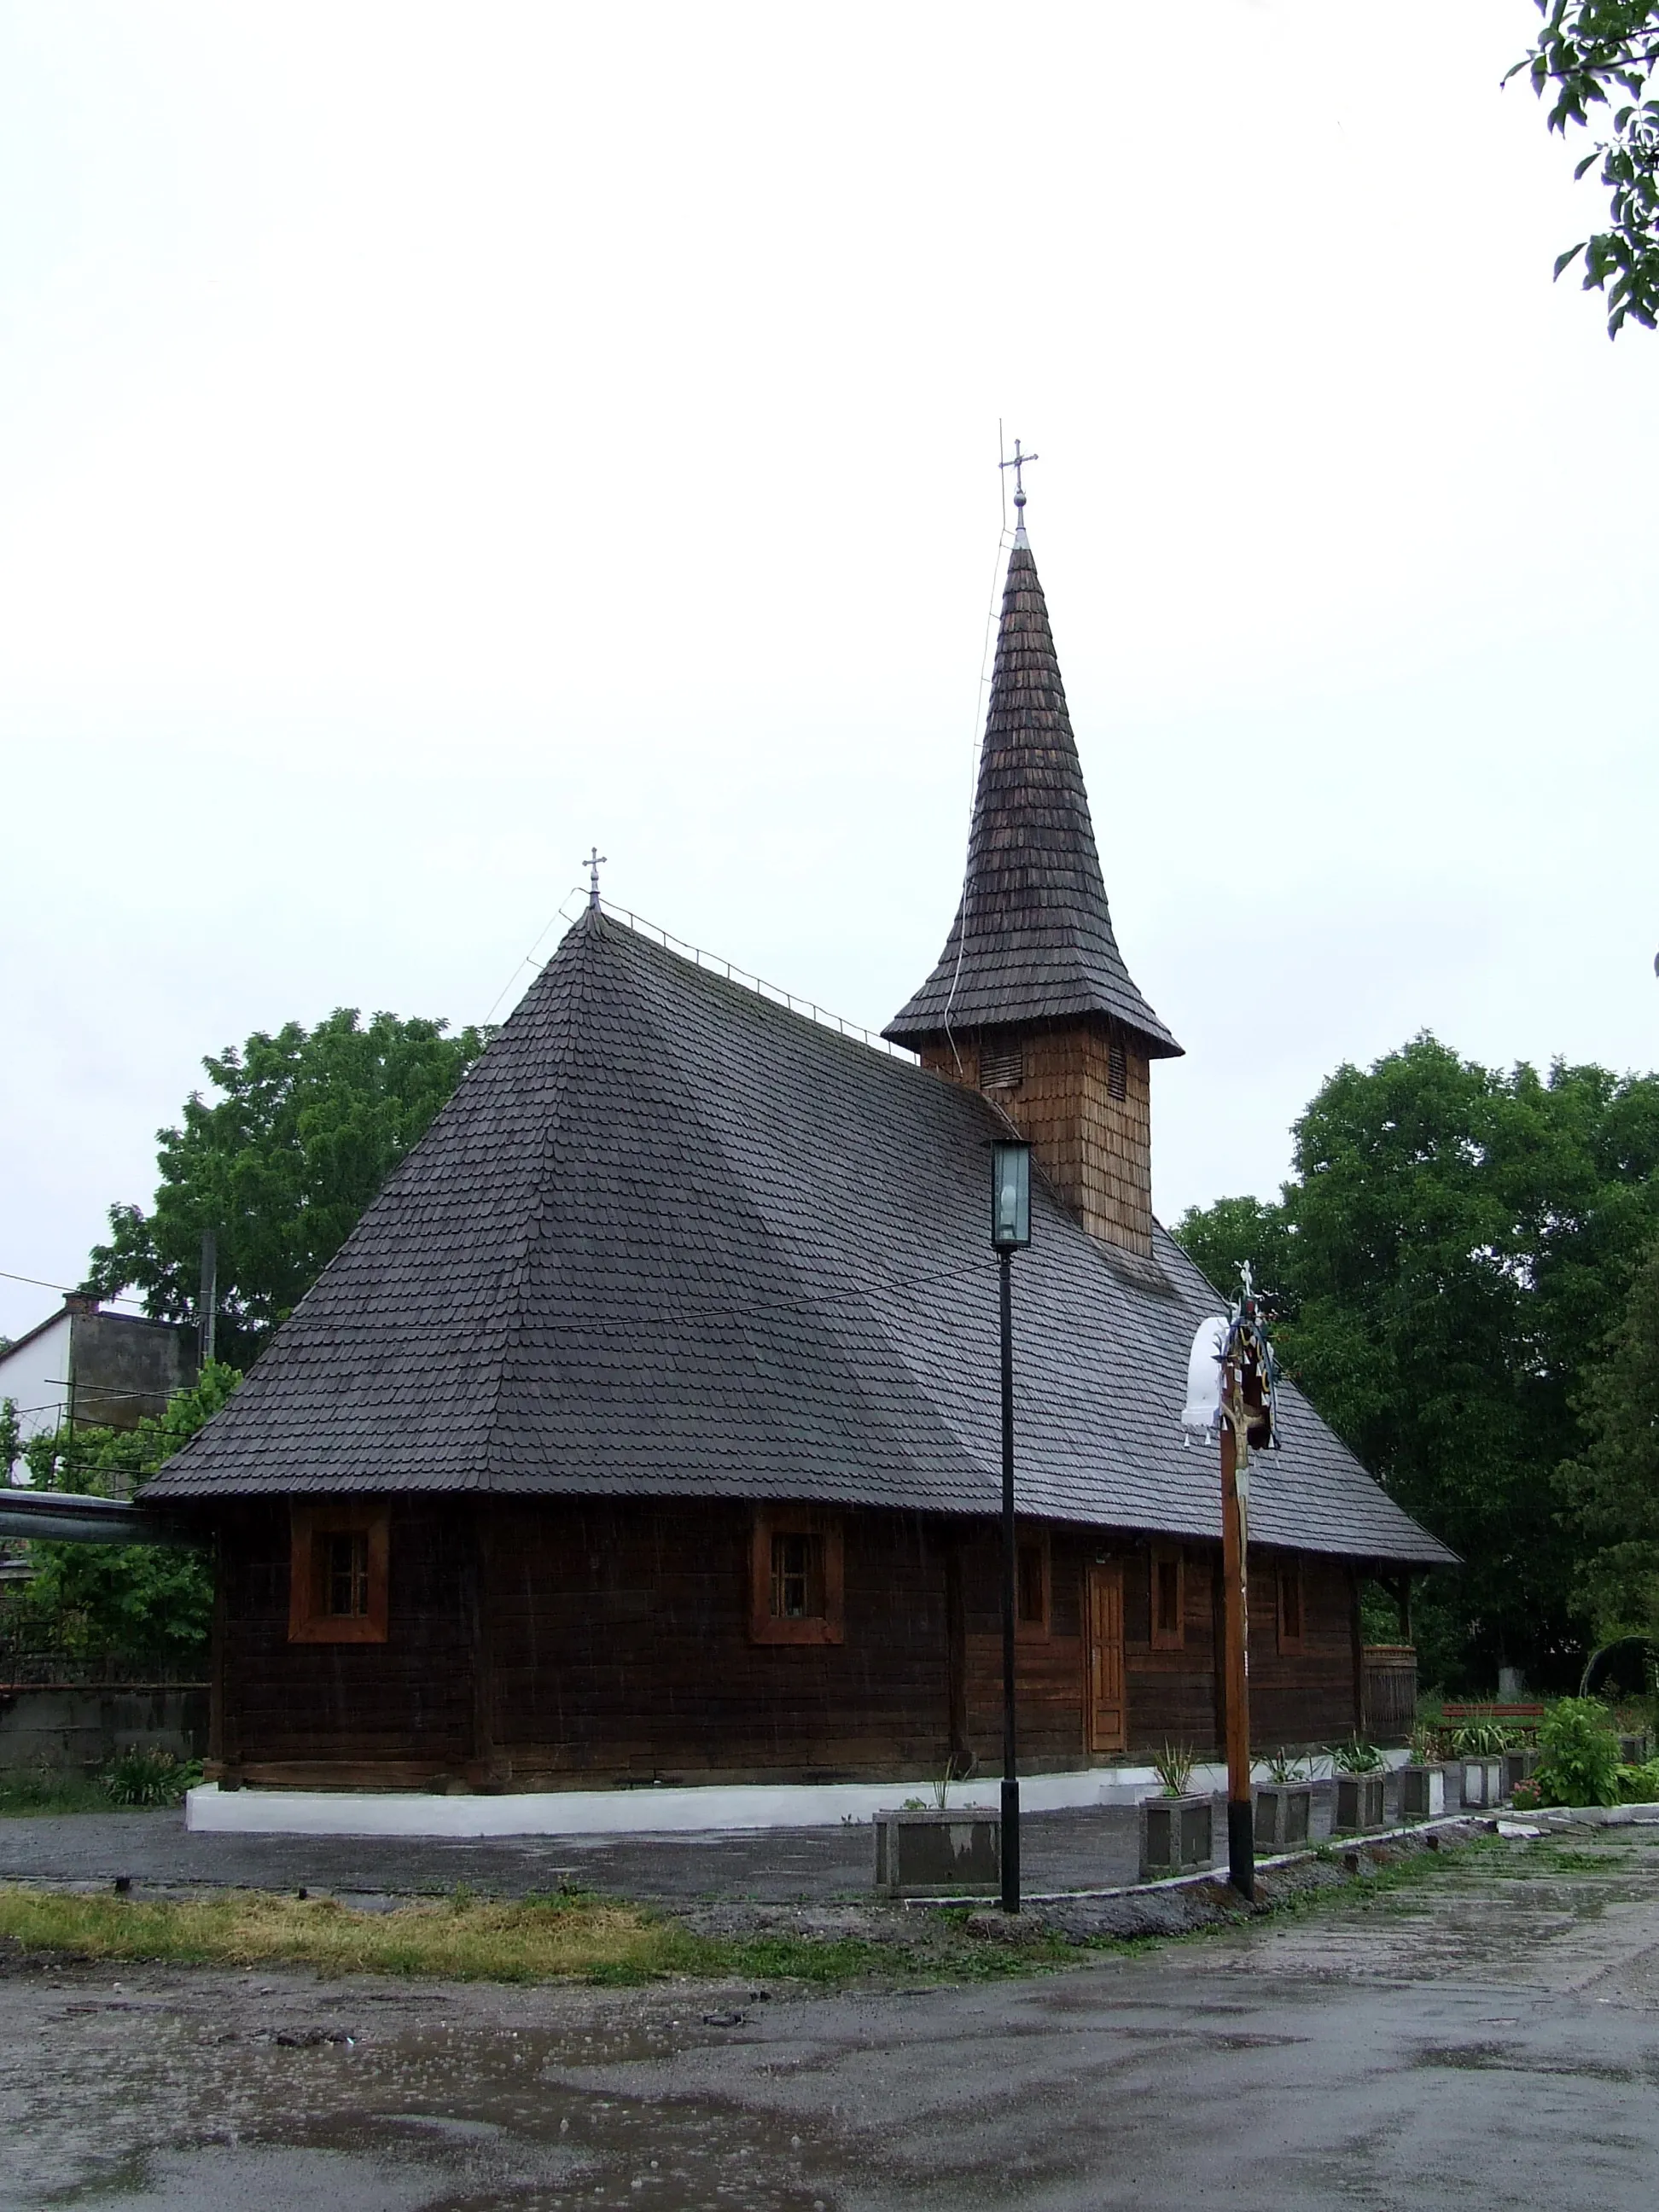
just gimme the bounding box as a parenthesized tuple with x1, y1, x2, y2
(145, 510, 1450, 1794)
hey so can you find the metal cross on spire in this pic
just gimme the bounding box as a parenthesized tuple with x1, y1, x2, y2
(586, 847, 608, 910)
(999, 437, 1039, 542)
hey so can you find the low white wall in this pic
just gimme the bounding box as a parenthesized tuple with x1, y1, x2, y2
(187, 1751, 1413, 1839)
(188, 1767, 1155, 1839)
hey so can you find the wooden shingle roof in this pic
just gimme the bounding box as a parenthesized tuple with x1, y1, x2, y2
(144, 912, 1450, 1568)
(883, 539, 1180, 1056)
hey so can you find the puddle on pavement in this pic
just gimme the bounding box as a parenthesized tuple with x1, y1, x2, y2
(17, 2000, 849, 2212)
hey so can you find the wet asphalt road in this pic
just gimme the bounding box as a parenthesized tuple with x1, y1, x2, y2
(5, 1826, 1659, 2209)
(0, 1805, 1157, 1902)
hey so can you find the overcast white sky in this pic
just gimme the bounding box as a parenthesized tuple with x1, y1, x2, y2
(2, 2, 1656, 1342)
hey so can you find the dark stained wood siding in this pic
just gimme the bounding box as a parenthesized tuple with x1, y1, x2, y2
(487, 1500, 951, 1786)
(1248, 1549, 1359, 1749)
(217, 1500, 474, 1784)
(208, 1501, 1364, 1788)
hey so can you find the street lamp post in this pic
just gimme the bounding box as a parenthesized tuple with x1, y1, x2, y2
(990, 1138, 1032, 1915)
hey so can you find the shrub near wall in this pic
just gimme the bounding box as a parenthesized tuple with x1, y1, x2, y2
(1535, 1698, 1622, 1807)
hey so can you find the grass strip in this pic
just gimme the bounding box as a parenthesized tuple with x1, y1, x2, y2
(0, 1884, 1060, 1988)
(0, 1777, 119, 1819)
(0, 1886, 691, 1983)
(4, 1831, 1594, 1988)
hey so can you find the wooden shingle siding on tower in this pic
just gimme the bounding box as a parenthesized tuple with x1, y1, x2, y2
(923, 1028, 1154, 1259)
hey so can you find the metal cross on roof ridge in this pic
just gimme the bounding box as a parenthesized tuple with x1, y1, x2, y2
(586, 846, 608, 909)
(998, 436, 1039, 516)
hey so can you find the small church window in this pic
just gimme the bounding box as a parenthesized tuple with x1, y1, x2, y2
(771, 1530, 820, 1621)
(1108, 1038, 1128, 1103)
(288, 1504, 390, 1644)
(1278, 1556, 1305, 1656)
(750, 1507, 845, 1645)
(1150, 1545, 1185, 1650)
(1016, 1530, 1051, 1638)
(326, 1530, 370, 1618)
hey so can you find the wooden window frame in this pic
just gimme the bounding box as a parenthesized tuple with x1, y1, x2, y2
(1016, 1525, 1051, 1642)
(748, 1506, 844, 1646)
(1150, 1544, 1185, 1651)
(288, 1502, 390, 1644)
(1277, 1554, 1306, 1656)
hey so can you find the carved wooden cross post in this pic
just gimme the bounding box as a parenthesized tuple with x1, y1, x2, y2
(1219, 1354, 1254, 1901)
(1184, 1272, 1276, 1902)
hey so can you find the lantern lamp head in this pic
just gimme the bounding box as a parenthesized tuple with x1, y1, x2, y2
(989, 1139, 1032, 1250)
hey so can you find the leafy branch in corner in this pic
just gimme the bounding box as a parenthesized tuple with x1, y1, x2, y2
(1511, 1, 1659, 335)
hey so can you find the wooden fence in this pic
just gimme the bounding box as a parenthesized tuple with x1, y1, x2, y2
(1361, 1644, 1417, 1743)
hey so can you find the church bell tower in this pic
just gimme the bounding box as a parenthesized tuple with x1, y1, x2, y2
(883, 483, 1180, 1260)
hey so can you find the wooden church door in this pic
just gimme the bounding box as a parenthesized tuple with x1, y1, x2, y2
(1086, 1563, 1126, 1755)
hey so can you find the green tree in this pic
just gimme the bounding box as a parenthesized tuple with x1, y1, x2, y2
(1174, 1035, 1659, 1691)
(1511, 1, 1659, 335)
(1558, 1232, 1659, 1637)
(3, 1363, 241, 1667)
(87, 1008, 486, 1366)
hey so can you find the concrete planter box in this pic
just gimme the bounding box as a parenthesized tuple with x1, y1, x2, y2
(1253, 1783, 1313, 1851)
(1459, 1757, 1505, 1809)
(1618, 1734, 1650, 1767)
(1140, 1795, 1214, 1881)
(873, 1809, 999, 1898)
(1503, 1747, 1540, 1797)
(1397, 1764, 1447, 1821)
(1334, 1773, 1386, 1832)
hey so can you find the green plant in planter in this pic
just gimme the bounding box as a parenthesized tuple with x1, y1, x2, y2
(1331, 1735, 1384, 1775)
(1535, 1698, 1621, 1808)
(1152, 1742, 1197, 1797)
(1257, 1750, 1307, 1784)
(1406, 1723, 1441, 1767)
(1452, 1720, 1514, 1759)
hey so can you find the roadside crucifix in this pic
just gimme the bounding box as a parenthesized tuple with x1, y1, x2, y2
(1183, 1265, 1278, 1899)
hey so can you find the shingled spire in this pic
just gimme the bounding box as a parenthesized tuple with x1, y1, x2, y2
(886, 542, 1178, 1056)
(886, 532, 1179, 1260)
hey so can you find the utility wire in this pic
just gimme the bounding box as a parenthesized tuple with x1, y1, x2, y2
(0, 1268, 146, 1310)
(481, 883, 587, 1027)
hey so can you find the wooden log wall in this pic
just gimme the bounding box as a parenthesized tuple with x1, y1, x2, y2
(1246, 1550, 1366, 1750)
(207, 1499, 1366, 1789)
(487, 1500, 951, 1787)
(212, 1500, 475, 1788)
